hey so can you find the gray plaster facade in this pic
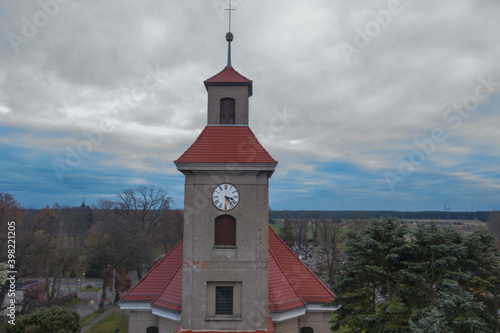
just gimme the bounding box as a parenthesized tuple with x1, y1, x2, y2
(207, 85, 250, 125)
(175, 165, 275, 331)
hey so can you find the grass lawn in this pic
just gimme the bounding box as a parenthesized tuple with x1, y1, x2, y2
(85, 311, 129, 333)
(80, 310, 102, 327)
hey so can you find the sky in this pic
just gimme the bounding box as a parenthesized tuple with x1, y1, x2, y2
(0, 0, 499, 211)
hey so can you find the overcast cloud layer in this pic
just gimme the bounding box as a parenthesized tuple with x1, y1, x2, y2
(1, 0, 499, 211)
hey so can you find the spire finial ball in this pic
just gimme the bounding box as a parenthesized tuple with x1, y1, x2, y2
(226, 32, 234, 42)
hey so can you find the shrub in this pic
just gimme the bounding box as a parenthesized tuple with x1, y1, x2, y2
(5, 306, 80, 333)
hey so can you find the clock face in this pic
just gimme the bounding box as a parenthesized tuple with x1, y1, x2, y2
(212, 183, 239, 211)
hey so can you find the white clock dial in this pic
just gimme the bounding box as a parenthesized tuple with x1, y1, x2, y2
(212, 183, 239, 211)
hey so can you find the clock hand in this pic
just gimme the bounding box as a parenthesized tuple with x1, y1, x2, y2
(225, 196, 235, 207)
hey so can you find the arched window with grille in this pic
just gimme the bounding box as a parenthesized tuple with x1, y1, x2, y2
(146, 326, 159, 333)
(215, 215, 236, 247)
(300, 327, 313, 333)
(220, 98, 235, 124)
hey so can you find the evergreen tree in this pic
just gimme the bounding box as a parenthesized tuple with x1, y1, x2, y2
(462, 231, 500, 331)
(331, 218, 409, 332)
(330, 220, 500, 332)
(404, 224, 492, 332)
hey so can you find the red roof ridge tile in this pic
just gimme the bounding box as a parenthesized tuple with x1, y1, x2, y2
(268, 226, 335, 303)
(151, 261, 183, 311)
(121, 240, 183, 302)
(174, 126, 209, 164)
(203, 66, 253, 96)
(204, 66, 252, 84)
(268, 232, 305, 311)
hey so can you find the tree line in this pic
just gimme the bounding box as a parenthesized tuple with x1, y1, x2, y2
(271, 209, 492, 222)
(0, 187, 183, 314)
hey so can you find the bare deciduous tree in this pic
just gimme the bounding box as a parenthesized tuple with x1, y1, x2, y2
(87, 199, 136, 312)
(0, 193, 25, 311)
(115, 186, 172, 279)
(297, 216, 309, 249)
(346, 213, 369, 233)
(156, 208, 183, 253)
(318, 218, 346, 288)
(278, 211, 296, 248)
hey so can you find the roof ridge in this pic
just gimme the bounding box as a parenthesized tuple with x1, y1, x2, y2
(152, 261, 183, 310)
(174, 127, 208, 164)
(204, 66, 252, 83)
(268, 227, 304, 306)
(245, 127, 277, 163)
(124, 239, 184, 297)
(268, 226, 334, 301)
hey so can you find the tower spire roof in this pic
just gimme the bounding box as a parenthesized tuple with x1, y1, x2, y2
(225, 0, 235, 67)
(226, 32, 233, 67)
(203, 66, 253, 96)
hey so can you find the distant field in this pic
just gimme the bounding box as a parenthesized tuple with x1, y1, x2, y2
(401, 219, 487, 232)
(271, 218, 488, 237)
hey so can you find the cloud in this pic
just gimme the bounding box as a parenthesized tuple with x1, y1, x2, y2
(1, 0, 499, 210)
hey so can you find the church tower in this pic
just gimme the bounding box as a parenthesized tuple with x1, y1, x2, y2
(174, 31, 277, 331)
(120, 14, 336, 333)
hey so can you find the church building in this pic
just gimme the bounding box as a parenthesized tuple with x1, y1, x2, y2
(120, 30, 335, 333)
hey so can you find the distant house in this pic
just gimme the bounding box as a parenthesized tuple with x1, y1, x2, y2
(1, 279, 46, 318)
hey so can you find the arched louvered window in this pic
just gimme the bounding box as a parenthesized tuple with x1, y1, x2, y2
(300, 327, 313, 333)
(146, 327, 159, 333)
(220, 98, 235, 124)
(215, 215, 236, 247)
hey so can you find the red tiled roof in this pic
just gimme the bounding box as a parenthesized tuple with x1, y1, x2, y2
(120, 240, 183, 302)
(175, 126, 277, 164)
(151, 263, 182, 311)
(121, 228, 334, 310)
(205, 66, 252, 84)
(268, 227, 335, 304)
(268, 249, 305, 311)
(204, 66, 253, 96)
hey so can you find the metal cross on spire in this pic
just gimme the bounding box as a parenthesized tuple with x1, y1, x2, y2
(224, 0, 235, 67)
(225, 0, 235, 32)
